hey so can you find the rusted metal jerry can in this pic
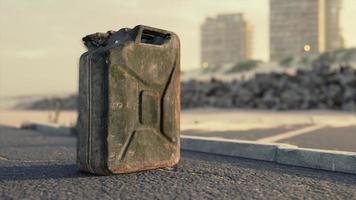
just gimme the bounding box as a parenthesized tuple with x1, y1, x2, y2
(77, 25, 180, 175)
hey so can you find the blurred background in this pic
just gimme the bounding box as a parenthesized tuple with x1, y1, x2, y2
(0, 0, 355, 152)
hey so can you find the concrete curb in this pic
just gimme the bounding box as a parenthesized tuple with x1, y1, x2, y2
(21, 123, 73, 136)
(181, 135, 296, 162)
(181, 135, 356, 175)
(276, 146, 356, 174)
(22, 124, 356, 174)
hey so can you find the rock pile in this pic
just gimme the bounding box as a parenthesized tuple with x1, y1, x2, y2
(181, 66, 356, 111)
(18, 66, 356, 111)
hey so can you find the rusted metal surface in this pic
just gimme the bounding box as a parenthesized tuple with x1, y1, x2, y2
(77, 25, 180, 175)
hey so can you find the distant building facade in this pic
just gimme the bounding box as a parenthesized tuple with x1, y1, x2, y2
(201, 13, 252, 68)
(325, 0, 344, 51)
(270, 0, 343, 61)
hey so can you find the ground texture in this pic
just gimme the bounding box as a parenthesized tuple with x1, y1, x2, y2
(0, 126, 356, 199)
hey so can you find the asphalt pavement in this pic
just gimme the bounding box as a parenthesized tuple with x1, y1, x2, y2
(182, 125, 356, 152)
(0, 125, 356, 199)
(1, 109, 356, 152)
(280, 125, 356, 152)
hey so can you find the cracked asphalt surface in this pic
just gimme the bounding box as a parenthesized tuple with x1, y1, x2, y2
(0, 125, 356, 199)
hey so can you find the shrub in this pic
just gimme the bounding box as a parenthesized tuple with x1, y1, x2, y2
(279, 56, 293, 67)
(227, 60, 261, 73)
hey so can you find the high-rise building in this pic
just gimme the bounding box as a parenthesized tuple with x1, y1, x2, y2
(270, 0, 343, 61)
(325, 0, 344, 51)
(201, 13, 252, 68)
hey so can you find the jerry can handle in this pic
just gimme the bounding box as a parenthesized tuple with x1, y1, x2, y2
(134, 25, 171, 45)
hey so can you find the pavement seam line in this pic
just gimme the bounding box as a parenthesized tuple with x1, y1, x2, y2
(181, 137, 356, 175)
(23, 123, 356, 174)
(256, 125, 325, 143)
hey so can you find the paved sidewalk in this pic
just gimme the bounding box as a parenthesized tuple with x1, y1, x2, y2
(0, 126, 356, 199)
(182, 125, 356, 152)
(1, 109, 355, 152)
(181, 109, 356, 152)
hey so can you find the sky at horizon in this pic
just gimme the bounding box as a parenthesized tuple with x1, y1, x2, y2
(1, 0, 356, 98)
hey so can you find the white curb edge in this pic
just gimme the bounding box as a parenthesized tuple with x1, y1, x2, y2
(181, 135, 297, 162)
(276, 146, 356, 174)
(22, 123, 356, 175)
(181, 135, 356, 175)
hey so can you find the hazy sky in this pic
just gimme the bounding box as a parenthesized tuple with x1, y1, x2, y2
(1, 0, 356, 97)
